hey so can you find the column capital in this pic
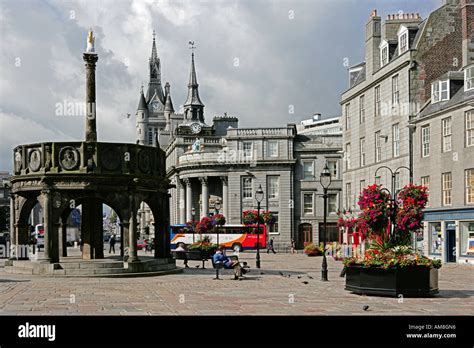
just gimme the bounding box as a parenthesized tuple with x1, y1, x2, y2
(183, 177, 192, 187)
(199, 177, 208, 185)
(220, 176, 228, 185)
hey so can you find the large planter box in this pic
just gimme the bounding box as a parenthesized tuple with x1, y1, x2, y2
(345, 265, 439, 297)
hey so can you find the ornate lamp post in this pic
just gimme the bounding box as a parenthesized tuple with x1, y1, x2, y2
(215, 199, 221, 245)
(320, 163, 332, 281)
(255, 185, 264, 269)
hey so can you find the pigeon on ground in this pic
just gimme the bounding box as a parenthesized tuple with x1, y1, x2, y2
(297, 276, 302, 279)
(260, 272, 264, 275)
(307, 275, 313, 279)
(287, 274, 291, 277)
(195, 265, 200, 268)
(279, 271, 284, 276)
(363, 305, 370, 311)
(302, 281, 309, 284)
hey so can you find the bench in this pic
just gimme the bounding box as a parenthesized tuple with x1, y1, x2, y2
(171, 250, 212, 269)
(211, 255, 249, 280)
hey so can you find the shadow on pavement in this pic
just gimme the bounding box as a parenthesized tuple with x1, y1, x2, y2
(436, 289, 474, 298)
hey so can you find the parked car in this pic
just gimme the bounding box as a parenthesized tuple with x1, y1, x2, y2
(137, 240, 147, 250)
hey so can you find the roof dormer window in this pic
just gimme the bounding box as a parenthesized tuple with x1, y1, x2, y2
(431, 80, 449, 103)
(380, 40, 388, 67)
(398, 26, 409, 55)
(465, 65, 474, 91)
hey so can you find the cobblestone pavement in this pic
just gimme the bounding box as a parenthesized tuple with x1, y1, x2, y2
(0, 251, 473, 315)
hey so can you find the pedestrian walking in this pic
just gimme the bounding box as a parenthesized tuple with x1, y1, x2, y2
(267, 238, 276, 254)
(290, 238, 296, 254)
(109, 234, 116, 254)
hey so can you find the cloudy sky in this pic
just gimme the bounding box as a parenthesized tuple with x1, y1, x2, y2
(0, 0, 441, 172)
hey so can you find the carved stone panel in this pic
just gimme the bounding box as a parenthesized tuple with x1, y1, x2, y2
(101, 146, 121, 171)
(138, 150, 151, 173)
(59, 146, 80, 171)
(28, 149, 42, 172)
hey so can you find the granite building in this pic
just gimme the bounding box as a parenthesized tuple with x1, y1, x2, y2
(134, 34, 342, 248)
(411, 0, 474, 264)
(341, 1, 470, 212)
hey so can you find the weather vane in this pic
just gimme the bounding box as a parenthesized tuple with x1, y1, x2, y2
(188, 41, 196, 54)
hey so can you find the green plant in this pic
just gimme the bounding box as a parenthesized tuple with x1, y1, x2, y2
(188, 235, 218, 252)
(304, 242, 322, 255)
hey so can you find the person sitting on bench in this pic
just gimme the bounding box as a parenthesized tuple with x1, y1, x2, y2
(212, 245, 243, 280)
(175, 242, 189, 268)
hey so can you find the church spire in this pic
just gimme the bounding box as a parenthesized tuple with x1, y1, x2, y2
(184, 43, 204, 122)
(146, 30, 164, 104)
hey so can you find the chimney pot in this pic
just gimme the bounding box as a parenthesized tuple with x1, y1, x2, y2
(371, 9, 377, 17)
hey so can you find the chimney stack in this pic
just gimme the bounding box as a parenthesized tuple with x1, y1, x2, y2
(365, 9, 381, 75)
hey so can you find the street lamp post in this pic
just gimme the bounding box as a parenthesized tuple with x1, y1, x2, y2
(215, 199, 221, 245)
(191, 206, 196, 243)
(320, 163, 332, 281)
(255, 185, 264, 269)
(374, 166, 411, 238)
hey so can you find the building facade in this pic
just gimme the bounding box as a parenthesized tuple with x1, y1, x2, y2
(133, 34, 343, 249)
(411, 0, 474, 264)
(341, 1, 468, 212)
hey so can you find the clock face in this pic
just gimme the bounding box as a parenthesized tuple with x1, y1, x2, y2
(151, 102, 161, 112)
(190, 123, 202, 134)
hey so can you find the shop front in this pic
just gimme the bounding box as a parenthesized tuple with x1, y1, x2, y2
(422, 208, 474, 265)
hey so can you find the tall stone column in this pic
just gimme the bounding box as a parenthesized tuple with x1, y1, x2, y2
(200, 177, 209, 218)
(14, 223, 29, 260)
(81, 198, 94, 260)
(42, 190, 59, 263)
(179, 179, 186, 224)
(60, 220, 68, 257)
(127, 196, 139, 262)
(184, 178, 192, 222)
(119, 223, 125, 257)
(220, 176, 228, 218)
(9, 194, 16, 259)
(92, 200, 104, 259)
(83, 49, 98, 142)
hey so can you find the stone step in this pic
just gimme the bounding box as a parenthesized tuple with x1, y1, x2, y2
(4, 267, 33, 275)
(58, 262, 124, 269)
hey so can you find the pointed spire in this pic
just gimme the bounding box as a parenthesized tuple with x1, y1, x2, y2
(137, 85, 147, 110)
(184, 50, 204, 107)
(151, 29, 158, 61)
(147, 30, 164, 104)
(164, 82, 174, 112)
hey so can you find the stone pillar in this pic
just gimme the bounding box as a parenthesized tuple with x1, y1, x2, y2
(59, 220, 68, 257)
(179, 179, 186, 224)
(184, 178, 192, 222)
(220, 176, 228, 218)
(154, 194, 171, 259)
(119, 223, 124, 257)
(14, 223, 30, 260)
(42, 191, 59, 263)
(83, 52, 98, 142)
(200, 177, 209, 218)
(80, 198, 102, 259)
(9, 194, 16, 259)
(127, 196, 139, 262)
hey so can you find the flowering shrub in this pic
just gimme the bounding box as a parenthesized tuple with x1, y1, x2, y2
(261, 211, 276, 225)
(343, 246, 442, 269)
(242, 210, 264, 225)
(342, 183, 439, 269)
(357, 184, 393, 237)
(395, 184, 428, 245)
(212, 213, 226, 226)
(188, 235, 218, 252)
(303, 242, 322, 256)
